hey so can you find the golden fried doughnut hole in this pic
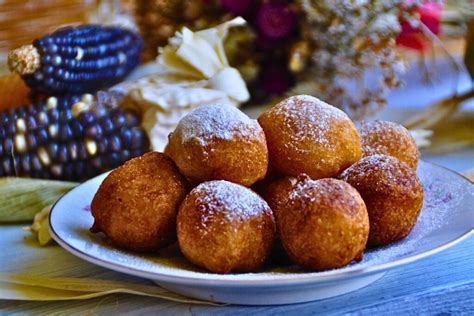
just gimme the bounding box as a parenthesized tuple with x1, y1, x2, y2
(339, 154, 423, 246)
(261, 176, 299, 265)
(90, 152, 189, 252)
(278, 176, 369, 271)
(359, 120, 419, 169)
(258, 95, 362, 179)
(165, 104, 268, 187)
(251, 165, 283, 197)
(262, 176, 297, 221)
(177, 180, 276, 273)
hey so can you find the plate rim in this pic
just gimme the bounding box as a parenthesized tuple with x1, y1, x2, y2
(49, 160, 474, 287)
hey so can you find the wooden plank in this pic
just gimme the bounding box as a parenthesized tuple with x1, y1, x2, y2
(0, 225, 472, 314)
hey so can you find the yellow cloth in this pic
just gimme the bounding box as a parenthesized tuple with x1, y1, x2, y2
(0, 273, 219, 304)
(0, 226, 221, 305)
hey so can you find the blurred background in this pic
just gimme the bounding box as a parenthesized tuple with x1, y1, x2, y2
(0, 0, 473, 175)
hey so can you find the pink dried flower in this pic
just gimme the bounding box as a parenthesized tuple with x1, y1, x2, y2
(397, 2, 443, 51)
(255, 3, 295, 40)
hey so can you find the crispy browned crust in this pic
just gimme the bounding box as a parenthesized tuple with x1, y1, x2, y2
(176, 181, 276, 273)
(278, 177, 369, 271)
(261, 176, 297, 222)
(164, 106, 268, 188)
(258, 95, 362, 179)
(165, 127, 268, 187)
(339, 155, 424, 246)
(90, 152, 189, 252)
(260, 176, 298, 264)
(251, 165, 283, 196)
(359, 120, 420, 169)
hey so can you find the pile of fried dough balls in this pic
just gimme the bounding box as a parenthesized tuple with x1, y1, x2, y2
(91, 95, 423, 273)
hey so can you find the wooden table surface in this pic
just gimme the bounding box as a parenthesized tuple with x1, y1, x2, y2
(0, 230, 472, 315)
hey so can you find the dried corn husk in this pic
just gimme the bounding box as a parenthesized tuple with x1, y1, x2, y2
(464, 19, 474, 80)
(122, 77, 237, 150)
(403, 90, 474, 129)
(0, 178, 76, 223)
(0, 273, 222, 305)
(25, 205, 53, 246)
(421, 111, 474, 153)
(409, 129, 434, 148)
(114, 17, 250, 151)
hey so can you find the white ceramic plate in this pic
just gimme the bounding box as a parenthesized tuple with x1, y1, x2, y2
(49, 161, 474, 305)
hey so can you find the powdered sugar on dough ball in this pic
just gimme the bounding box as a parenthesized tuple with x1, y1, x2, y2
(165, 104, 268, 186)
(339, 154, 423, 246)
(193, 180, 272, 223)
(278, 177, 369, 271)
(258, 95, 362, 179)
(176, 104, 261, 145)
(358, 120, 419, 169)
(177, 180, 276, 273)
(271, 95, 347, 146)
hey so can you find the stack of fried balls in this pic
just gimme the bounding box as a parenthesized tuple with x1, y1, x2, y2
(90, 95, 424, 273)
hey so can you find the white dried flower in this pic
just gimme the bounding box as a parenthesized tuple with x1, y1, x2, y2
(295, 0, 411, 118)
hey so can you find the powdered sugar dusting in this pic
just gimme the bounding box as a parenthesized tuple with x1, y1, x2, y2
(174, 104, 261, 145)
(272, 95, 349, 149)
(359, 120, 410, 141)
(358, 120, 419, 167)
(194, 180, 271, 223)
(339, 154, 418, 193)
(289, 176, 347, 203)
(288, 177, 361, 215)
(332, 161, 468, 272)
(288, 175, 313, 202)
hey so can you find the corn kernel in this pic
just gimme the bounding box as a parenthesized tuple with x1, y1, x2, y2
(47, 97, 58, 109)
(72, 102, 89, 118)
(14, 133, 27, 153)
(37, 147, 51, 166)
(85, 138, 98, 156)
(75, 47, 84, 61)
(48, 124, 58, 138)
(81, 93, 94, 104)
(16, 118, 27, 133)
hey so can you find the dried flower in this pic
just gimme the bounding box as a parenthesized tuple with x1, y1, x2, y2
(397, 2, 443, 51)
(256, 3, 296, 40)
(288, 40, 311, 73)
(290, 0, 410, 119)
(218, 0, 429, 116)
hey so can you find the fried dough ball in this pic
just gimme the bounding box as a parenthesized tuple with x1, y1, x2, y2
(258, 95, 362, 179)
(359, 120, 419, 169)
(261, 176, 298, 265)
(177, 180, 276, 273)
(278, 176, 369, 271)
(90, 152, 189, 252)
(339, 155, 423, 246)
(251, 165, 282, 196)
(165, 104, 268, 187)
(262, 176, 297, 221)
